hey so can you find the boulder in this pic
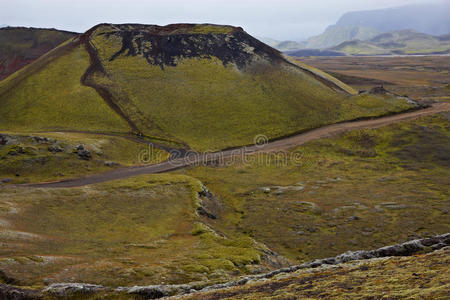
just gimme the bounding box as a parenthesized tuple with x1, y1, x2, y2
(48, 145, 63, 154)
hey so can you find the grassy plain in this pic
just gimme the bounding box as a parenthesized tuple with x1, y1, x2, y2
(0, 132, 168, 184)
(177, 112, 450, 261)
(0, 174, 276, 287)
(300, 56, 450, 101)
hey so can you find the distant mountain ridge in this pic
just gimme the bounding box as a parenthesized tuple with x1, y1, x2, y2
(270, 2, 450, 53)
(337, 2, 450, 36)
(287, 29, 450, 57)
(305, 25, 380, 49)
(330, 29, 450, 56)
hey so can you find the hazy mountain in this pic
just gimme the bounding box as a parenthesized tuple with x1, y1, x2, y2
(273, 40, 305, 51)
(298, 2, 450, 50)
(288, 30, 450, 57)
(258, 37, 305, 51)
(305, 25, 380, 49)
(336, 2, 450, 36)
(257, 37, 281, 47)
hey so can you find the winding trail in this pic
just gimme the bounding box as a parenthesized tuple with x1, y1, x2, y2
(10, 102, 450, 188)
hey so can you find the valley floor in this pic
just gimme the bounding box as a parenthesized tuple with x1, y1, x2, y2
(0, 55, 449, 299)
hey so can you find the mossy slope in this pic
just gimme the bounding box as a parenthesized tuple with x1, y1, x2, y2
(0, 27, 77, 80)
(0, 40, 131, 133)
(83, 23, 413, 151)
(177, 113, 450, 262)
(1, 23, 413, 151)
(182, 248, 450, 299)
(0, 174, 283, 287)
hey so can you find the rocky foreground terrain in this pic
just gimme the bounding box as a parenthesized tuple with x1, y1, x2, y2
(1, 234, 448, 299)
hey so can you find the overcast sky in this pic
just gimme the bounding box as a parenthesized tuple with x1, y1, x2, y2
(0, 0, 446, 40)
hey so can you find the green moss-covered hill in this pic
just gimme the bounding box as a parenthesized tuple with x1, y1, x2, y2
(0, 27, 77, 80)
(0, 23, 414, 151)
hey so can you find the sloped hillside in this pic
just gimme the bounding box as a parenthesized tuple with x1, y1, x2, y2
(0, 27, 77, 80)
(85, 23, 412, 150)
(0, 23, 414, 151)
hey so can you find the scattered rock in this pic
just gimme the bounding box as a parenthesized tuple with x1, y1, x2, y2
(381, 202, 408, 210)
(0, 284, 41, 299)
(0, 134, 16, 146)
(31, 136, 50, 144)
(44, 283, 105, 297)
(197, 207, 217, 219)
(306, 226, 318, 233)
(263, 187, 271, 194)
(48, 145, 63, 154)
(346, 216, 360, 221)
(377, 176, 397, 182)
(0, 178, 12, 184)
(292, 186, 304, 191)
(1, 234, 449, 299)
(74, 145, 91, 160)
(369, 86, 389, 95)
(8, 147, 24, 156)
(104, 161, 119, 167)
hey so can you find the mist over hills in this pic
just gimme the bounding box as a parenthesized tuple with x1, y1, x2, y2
(271, 2, 450, 54)
(288, 29, 450, 57)
(336, 2, 450, 36)
(305, 25, 380, 49)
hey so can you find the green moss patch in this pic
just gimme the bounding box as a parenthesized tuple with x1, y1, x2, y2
(176, 113, 450, 262)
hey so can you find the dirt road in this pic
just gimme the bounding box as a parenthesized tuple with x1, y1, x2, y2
(14, 102, 450, 188)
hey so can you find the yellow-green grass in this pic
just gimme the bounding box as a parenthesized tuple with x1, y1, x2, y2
(181, 248, 450, 299)
(0, 132, 169, 184)
(0, 27, 77, 80)
(284, 56, 357, 95)
(0, 42, 130, 133)
(0, 174, 272, 287)
(175, 113, 450, 262)
(299, 56, 450, 101)
(90, 31, 412, 151)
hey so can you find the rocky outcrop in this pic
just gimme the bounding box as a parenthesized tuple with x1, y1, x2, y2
(2, 233, 448, 299)
(74, 145, 91, 160)
(96, 23, 282, 70)
(196, 185, 219, 219)
(0, 134, 16, 146)
(0, 284, 41, 300)
(43, 283, 104, 298)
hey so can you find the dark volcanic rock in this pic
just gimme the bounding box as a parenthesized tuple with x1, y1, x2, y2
(369, 86, 390, 94)
(97, 24, 282, 70)
(74, 145, 91, 160)
(77, 149, 91, 160)
(48, 145, 63, 154)
(0, 284, 41, 300)
(31, 136, 50, 144)
(0, 134, 16, 146)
